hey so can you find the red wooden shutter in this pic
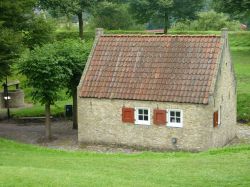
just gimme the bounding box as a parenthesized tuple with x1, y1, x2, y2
(154, 109, 166, 125)
(213, 111, 219, 128)
(122, 107, 134, 123)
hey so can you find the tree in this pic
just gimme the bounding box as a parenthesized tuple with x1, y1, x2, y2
(172, 11, 241, 31)
(0, 0, 55, 81)
(39, 0, 97, 39)
(19, 44, 67, 140)
(38, 1, 96, 128)
(0, 0, 36, 31)
(213, 0, 250, 21)
(54, 39, 91, 129)
(23, 15, 56, 49)
(0, 25, 22, 80)
(0, 0, 35, 81)
(92, 1, 133, 30)
(19, 39, 91, 136)
(129, 0, 204, 33)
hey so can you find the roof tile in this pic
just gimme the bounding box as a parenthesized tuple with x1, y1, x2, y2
(80, 35, 222, 104)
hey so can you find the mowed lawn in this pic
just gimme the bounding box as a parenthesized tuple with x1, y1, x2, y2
(0, 138, 250, 187)
(232, 50, 250, 122)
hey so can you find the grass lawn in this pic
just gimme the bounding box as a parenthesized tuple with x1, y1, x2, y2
(0, 138, 249, 187)
(232, 50, 250, 123)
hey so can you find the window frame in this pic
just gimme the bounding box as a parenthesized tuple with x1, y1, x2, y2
(135, 107, 150, 125)
(218, 105, 221, 125)
(167, 109, 183, 128)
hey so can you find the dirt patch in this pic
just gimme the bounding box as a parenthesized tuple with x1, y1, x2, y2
(0, 119, 141, 153)
(0, 120, 249, 152)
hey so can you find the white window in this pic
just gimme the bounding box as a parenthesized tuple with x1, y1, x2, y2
(135, 107, 150, 125)
(219, 105, 221, 125)
(167, 109, 183, 128)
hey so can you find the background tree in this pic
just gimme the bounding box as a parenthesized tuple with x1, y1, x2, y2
(0, 0, 36, 31)
(23, 15, 56, 49)
(0, 0, 35, 81)
(91, 1, 133, 30)
(39, 0, 97, 39)
(19, 44, 67, 140)
(129, 0, 204, 33)
(0, 25, 22, 80)
(212, 0, 250, 23)
(0, 0, 55, 81)
(172, 10, 241, 31)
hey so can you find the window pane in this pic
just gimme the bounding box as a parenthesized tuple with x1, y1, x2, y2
(138, 109, 143, 114)
(170, 111, 175, 116)
(144, 110, 148, 115)
(139, 115, 143, 120)
(170, 117, 175, 122)
(144, 116, 148, 121)
(176, 112, 181, 117)
(176, 118, 181, 123)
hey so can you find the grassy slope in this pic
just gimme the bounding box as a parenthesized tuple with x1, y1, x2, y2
(232, 50, 250, 122)
(0, 138, 249, 187)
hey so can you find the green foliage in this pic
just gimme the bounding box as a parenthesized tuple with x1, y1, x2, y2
(18, 39, 91, 105)
(130, 0, 204, 32)
(55, 30, 95, 41)
(39, 0, 98, 38)
(53, 39, 91, 95)
(19, 44, 66, 105)
(0, 26, 22, 80)
(172, 11, 241, 31)
(0, 138, 250, 186)
(0, 0, 55, 81)
(23, 16, 56, 49)
(212, 0, 250, 22)
(91, 1, 134, 30)
(0, 0, 36, 30)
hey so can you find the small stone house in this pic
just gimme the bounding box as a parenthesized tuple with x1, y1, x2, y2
(77, 28, 236, 151)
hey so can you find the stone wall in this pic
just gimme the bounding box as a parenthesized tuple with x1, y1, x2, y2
(77, 29, 236, 151)
(78, 98, 218, 151)
(209, 36, 237, 148)
(0, 90, 25, 108)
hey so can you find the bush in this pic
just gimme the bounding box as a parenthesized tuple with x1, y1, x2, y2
(55, 31, 95, 41)
(172, 11, 241, 31)
(91, 2, 135, 30)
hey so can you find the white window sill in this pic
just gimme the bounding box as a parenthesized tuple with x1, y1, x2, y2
(167, 123, 183, 128)
(135, 121, 150, 126)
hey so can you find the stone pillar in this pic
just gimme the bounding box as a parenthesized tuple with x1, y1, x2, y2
(221, 28, 228, 40)
(96, 28, 104, 39)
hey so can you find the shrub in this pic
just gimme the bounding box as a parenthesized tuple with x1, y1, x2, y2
(172, 11, 241, 31)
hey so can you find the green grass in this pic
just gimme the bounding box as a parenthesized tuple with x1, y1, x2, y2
(0, 138, 249, 187)
(9, 100, 72, 118)
(232, 50, 250, 122)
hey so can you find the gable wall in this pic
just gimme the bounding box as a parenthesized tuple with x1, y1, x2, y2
(208, 38, 237, 147)
(78, 98, 215, 151)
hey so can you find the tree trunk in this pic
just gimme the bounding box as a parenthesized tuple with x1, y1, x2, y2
(78, 12, 83, 39)
(72, 87, 78, 129)
(45, 103, 52, 140)
(164, 11, 170, 34)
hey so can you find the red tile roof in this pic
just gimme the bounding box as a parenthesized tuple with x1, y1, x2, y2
(80, 35, 223, 104)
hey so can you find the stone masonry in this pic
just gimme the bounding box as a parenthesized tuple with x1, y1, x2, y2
(77, 29, 237, 151)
